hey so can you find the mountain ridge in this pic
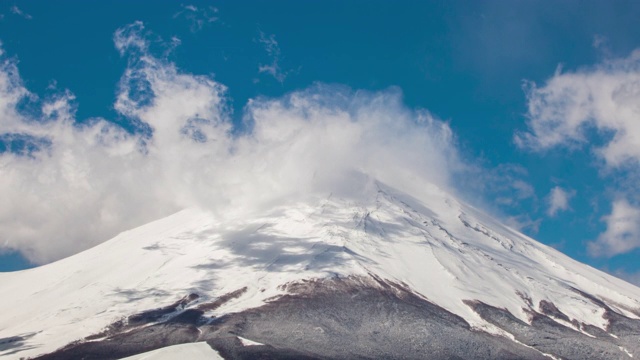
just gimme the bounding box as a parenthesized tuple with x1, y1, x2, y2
(2, 179, 640, 359)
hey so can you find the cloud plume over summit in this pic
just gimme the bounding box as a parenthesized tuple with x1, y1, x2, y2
(0, 23, 462, 264)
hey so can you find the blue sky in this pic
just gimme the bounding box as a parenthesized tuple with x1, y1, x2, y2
(1, 1, 640, 283)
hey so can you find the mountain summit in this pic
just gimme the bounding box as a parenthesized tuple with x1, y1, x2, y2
(2, 180, 640, 359)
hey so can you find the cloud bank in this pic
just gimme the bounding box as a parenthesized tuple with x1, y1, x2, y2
(0, 22, 461, 264)
(518, 49, 640, 256)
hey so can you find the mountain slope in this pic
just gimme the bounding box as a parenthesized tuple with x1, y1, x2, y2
(120, 342, 224, 360)
(1, 180, 640, 359)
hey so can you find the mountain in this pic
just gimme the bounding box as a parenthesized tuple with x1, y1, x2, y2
(1, 180, 640, 359)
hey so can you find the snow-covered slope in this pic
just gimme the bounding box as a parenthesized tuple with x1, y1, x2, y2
(120, 342, 223, 360)
(1, 180, 640, 359)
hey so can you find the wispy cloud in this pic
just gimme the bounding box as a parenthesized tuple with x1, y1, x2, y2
(465, 164, 536, 207)
(0, 23, 463, 264)
(516, 49, 640, 169)
(518, 48, 640, 256)
(257, 31, 288, 83)
(451, 161, 544, 236)
(589, 199, 640, 257)
(546, 186, 575, 217)
(173, 4, 218, 33)
(504, 215, 542, 234)
(10, 5, 32, 20)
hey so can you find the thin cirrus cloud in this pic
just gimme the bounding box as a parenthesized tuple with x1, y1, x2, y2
(172, 4, 219, 33)
(257, 30, 288, 83)
(10, 5, 32, 20)
(517, 48, 640, 257)
(0, 22, 462, 265)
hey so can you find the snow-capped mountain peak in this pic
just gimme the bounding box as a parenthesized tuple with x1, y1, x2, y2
(2, 180, 640, 359)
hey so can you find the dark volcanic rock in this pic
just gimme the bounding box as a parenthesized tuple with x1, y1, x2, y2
(222, 276, 543, 360)
(538, 299, 570, 323)
(465, 300, 640, 360)
(34, 276, 640, 360)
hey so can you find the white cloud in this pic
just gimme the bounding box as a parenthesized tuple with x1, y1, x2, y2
(0, 23, 462, 264)
(518, 49, 640, 255)
(257, 31, 288, 83)
(0, 53, 30, 130)
(113, 21, 149, 56)
(517, 49, 640, 169)
(589, 199, 640, 257)
(546, 186, 574, 217)
(10, 5, 32, 20)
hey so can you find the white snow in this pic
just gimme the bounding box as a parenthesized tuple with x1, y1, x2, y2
(1, 180, 640, 359)
(620, 346, 634, 358)
(237, 336, 263, 346)
(119, 342, 223, 360)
